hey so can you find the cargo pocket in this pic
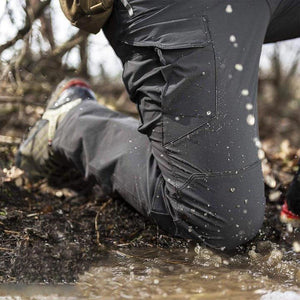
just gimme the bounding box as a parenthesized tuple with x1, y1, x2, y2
(119, 15, 217, 145)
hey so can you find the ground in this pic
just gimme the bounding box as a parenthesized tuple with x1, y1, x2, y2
(0, 138, 299, 284)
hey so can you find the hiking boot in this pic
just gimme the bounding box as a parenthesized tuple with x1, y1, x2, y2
(280, 201, 300, 227)
(286, 167, 300, 214)
(280, 165, 300, 227)
(16, 78, 96, 180)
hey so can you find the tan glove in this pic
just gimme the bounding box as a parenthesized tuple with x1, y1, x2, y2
(59, 0, 113, 34)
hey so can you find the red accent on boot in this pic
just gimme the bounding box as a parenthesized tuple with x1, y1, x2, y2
(280, 201, 300, 227)
(62, 79, 91, 92)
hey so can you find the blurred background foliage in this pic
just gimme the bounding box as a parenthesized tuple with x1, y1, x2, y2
(0, 0, 299, 148)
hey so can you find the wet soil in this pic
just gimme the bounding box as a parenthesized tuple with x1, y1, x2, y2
(0, 142, 299, 285)
(0, 147, 190, 284)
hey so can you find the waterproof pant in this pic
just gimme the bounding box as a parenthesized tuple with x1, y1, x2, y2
(52, 0, 300, 250)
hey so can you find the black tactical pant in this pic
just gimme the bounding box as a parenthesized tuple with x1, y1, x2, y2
(52, 0, 300, 250)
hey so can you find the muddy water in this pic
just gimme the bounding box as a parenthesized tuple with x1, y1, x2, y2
(1, 243, 300, 300)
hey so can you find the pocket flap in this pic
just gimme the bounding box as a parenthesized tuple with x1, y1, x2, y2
(118, 3, 210, 49)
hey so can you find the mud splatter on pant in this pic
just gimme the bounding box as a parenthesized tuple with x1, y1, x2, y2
(52, 0, 300, 250)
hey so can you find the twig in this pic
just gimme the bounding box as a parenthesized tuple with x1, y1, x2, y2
(0, 135, 21, 145)
(52, 31, 88, 58)
(94, 198, 112, 247)
(31, 31, 88, 75)
(4, 230, 21, 235)
(26, 213, 40, 218)
(111, 250, 133, 258)
(0, 247, 14, 252)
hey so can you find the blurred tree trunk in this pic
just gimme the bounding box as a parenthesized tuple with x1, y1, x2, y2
(271, 44, 299, 107)
(40, 7, 56, 50)
(258, 43, 300, 145)
(78, 32, 89, 78)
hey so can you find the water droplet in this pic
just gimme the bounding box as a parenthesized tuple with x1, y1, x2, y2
(191, 208, 195, 213)
(188, 226, 193, 232)
(245, 103, 253, 110)
(129, 139, 132, 143)
(243, 209, 247, 214)
(206, 110, 212, 116)
(258, 149, 265, 160)
(241, 89, 249, 96)
(235, 64, 243, 71)
(234, 43, 238, 48)
(160, 154, 164, 157)
(253, 137, 262, 148)
(246, 114, 255, 126)
(175, 116, 180, 121)
(201, 71, 206, 76)
(244, 199, 248, 204)
(229, 35, 236, 42)
(225, 4, 233, 13)
(236, 224, 240, 228)
(230, 187, 236, 192)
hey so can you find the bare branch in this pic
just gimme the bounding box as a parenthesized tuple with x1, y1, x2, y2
(0, 0, 51, 54)
(52, 31, 88, 58)
(32, 31, 88, 74)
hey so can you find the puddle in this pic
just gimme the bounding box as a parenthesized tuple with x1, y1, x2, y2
(77, 246, 300, 299)
(2, 244, 299, 300)
(0, 284, 76, 299)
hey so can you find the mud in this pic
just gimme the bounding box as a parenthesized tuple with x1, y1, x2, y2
(0, 143, 299, 286)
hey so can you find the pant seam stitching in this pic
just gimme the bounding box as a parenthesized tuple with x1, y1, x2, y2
(179, 160, 261, 192)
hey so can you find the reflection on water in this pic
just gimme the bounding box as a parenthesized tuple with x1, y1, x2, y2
(78, 245, 300, 299)
(0, 284, 76, 299)
(1, 244, 300, 300)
